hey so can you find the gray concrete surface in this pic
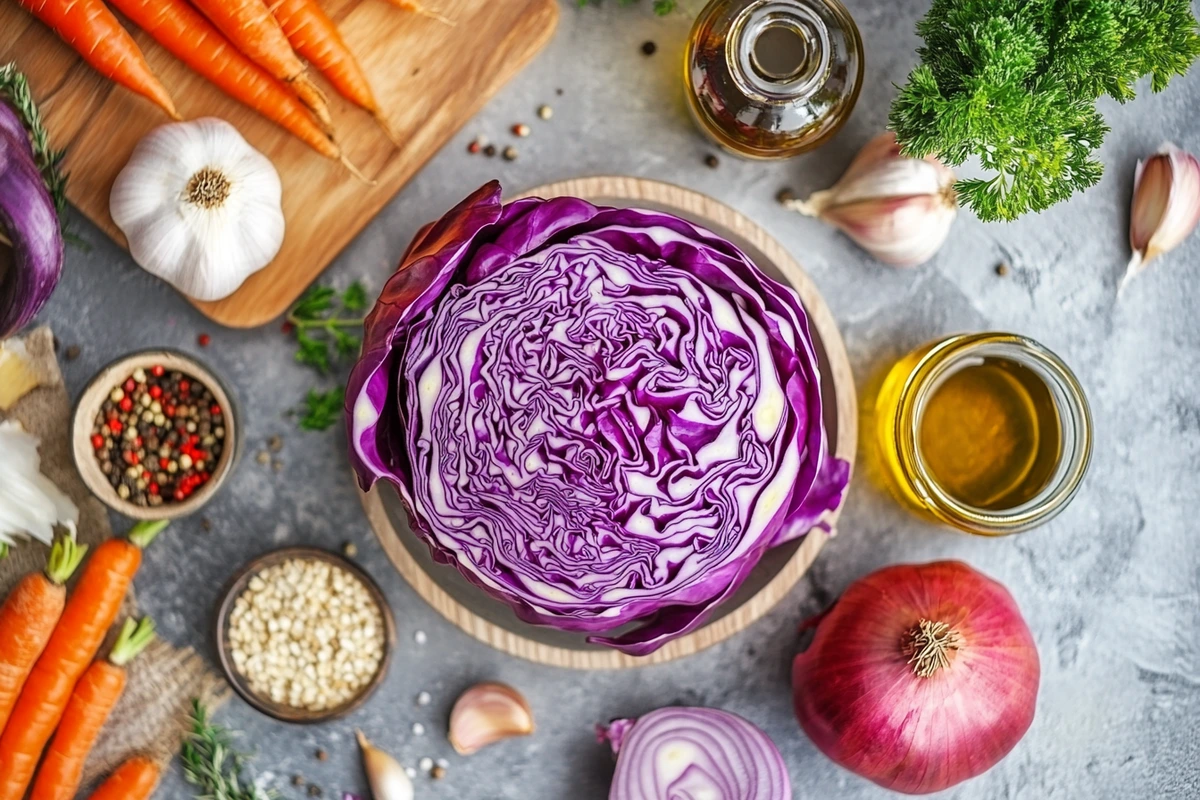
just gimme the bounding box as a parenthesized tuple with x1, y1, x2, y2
(34, 1, 1200, 797)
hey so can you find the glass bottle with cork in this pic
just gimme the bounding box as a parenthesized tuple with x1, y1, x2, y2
(685, 0, 863, 159)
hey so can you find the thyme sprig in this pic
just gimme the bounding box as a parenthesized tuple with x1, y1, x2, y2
(181, 700, 277, 800)
(0, 63, 69, 225)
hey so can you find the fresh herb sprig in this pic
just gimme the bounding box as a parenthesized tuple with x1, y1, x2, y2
(0, 63, 69, 225)
(299, 387, 346, 432)
(181, 700, 277, 800)
(285, 282, 366, 431)
(579, 0, 676, 16)
(889, 0, 1200, 222)
(286, 282, 368, 373)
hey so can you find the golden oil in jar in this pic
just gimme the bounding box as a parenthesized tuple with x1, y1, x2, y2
(875, 334, 1092, 535)
(684, 0, 864, 159)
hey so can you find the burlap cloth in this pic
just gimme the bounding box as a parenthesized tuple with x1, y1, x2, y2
(1, 327, 227, 792)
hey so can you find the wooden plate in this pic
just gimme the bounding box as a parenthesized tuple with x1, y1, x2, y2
(213, 547, 397, 723)
(359, 176, 857, 669)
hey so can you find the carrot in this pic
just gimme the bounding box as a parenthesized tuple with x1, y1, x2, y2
(14, 0, 179, 118)
(188, 0, 332, 126)
(0, 537, 88, 733)
(88, 756, 160, 800)
(384, 0, 453, 25)
(108, 0, 341, 161)
(0, 521, 168, 800)
(269, 0, 397, 141)
(30, 618, 156, 800)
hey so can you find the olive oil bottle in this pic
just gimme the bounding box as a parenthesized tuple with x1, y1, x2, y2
(875, 333, 1092, 535)
(684, 0, 863, 159)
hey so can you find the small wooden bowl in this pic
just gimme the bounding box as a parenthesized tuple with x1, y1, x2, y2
(72, 350, 240, 520)
(213, 547, 397, 724)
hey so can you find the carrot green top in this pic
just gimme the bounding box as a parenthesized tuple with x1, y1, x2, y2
(45, 537, 88, 586)
(109, 618, 156, 667)
(126, 521, 169, 550)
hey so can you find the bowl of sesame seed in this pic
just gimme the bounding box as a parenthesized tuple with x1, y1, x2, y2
(71, 349, 241, 520)
(214, 547, 396, 723)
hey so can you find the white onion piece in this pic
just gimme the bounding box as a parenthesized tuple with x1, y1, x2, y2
(0, 420, 78, 551)
(602, 706, 791, 800)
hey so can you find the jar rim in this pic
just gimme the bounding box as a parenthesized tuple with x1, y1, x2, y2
(892, 333, 1093, 535)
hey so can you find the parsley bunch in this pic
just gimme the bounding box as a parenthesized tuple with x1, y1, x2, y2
(890, 0, 1200, 221)
(286, 282, 366, 431)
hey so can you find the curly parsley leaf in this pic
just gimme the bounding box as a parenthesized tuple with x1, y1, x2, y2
(889, 0, 1200, 221)
(299, 387, 345, 432)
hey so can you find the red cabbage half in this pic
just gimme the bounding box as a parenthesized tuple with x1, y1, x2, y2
(347, 182, 849, 655)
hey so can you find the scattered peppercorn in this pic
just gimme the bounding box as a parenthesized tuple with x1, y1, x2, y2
(268, 435, 284, 452)
(315, 748, 328, 761)
(537, 105, 553, 120)
(512, 123, 530, 138)
(641, 41, 657, 56)
(502, 146, 518, 161)
(256, 451, 270, 465)
(90, 366, 225, 508)
(556, 87, 563, 96)
(431, 764, 447, 780)
(483, 144, 497, 158)
(197, 333, 211, 347)
(343, 541, 358, 558)
(65, 345, 81, 362)
(995, 262, 1011, 277)
(705, 154, 720, 169)
(272, 459, 284, 473)
(776, 187, 797, 204)
(292, 775, 305, 787)
(467, 139, 481, 154)
(201, 517, 213, 532)
(307, 784, 322, 797)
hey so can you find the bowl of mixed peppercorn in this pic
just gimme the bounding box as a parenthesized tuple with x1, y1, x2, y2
(72, 350, 240, 519)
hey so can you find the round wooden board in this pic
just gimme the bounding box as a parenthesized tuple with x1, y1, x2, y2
(359, 176, 857, 669)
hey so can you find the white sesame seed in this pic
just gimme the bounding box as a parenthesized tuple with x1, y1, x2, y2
(414, 630, 427, 645)
(412, 722, 426, 736)
(406, 767, 417, 779)
(419, 757, 433, 772)
(416, 691, 431, 706)
(436, 758, 450, 769)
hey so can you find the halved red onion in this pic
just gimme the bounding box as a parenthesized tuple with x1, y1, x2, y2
(600, 706, 792, 800)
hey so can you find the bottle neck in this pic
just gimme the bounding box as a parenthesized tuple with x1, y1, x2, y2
(727, 0, 831, 100)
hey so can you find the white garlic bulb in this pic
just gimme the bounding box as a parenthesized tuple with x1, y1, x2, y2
(110, 118, 284, 301)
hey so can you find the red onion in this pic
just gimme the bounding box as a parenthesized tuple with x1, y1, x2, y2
(792, 560, 1039, 794)
(0, 101, 63, 339)
(600, 706, 792, 800)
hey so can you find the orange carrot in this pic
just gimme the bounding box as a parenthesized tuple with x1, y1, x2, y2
(108, 0, 340, 160)
(30, 618, 156, 800)
(384, 0, 453, 25)
(88, 756, 160, 800)
(14, 0, 179, 117)
(189, 0, 332, 126)
(270, 0, 396, 139)
(0, 521, 168, 800)
(0, 538, 87, 733)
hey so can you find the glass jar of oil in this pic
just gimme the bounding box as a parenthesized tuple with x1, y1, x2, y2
(684, 0, 863, 159)
(875, 333, 1093, 535)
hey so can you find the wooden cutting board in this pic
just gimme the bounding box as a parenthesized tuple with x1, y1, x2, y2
(0, 0, 558, 328)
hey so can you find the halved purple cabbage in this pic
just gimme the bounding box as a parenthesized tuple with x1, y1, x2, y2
(347, 182, 849, 656)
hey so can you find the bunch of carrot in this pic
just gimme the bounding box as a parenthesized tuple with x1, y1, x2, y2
(13, 0, 450, 167)
(0, 521, 169, 800)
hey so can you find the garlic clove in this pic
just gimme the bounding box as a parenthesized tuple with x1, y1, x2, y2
(356, 730, 414, 800)
(1124, 142, 1200, 291)
(781, 131, 957, 267)
(448, 682, 534, 755)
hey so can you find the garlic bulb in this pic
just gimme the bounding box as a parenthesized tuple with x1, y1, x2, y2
(110, 118, 284, 302)
(0, 420, 78, 556)
(1124, 142, 1200, 292)
(448, 682, 535, 755)
(781, 131, 957, 267)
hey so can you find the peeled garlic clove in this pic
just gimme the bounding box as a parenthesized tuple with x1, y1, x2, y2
(356, 730, 414, 800)
(1124, 142, 1200, 291)
(782, 131, 957, 267)
(448, 682, 534, 755)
